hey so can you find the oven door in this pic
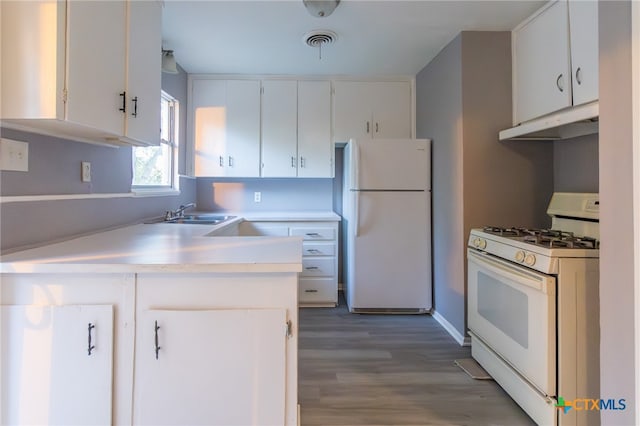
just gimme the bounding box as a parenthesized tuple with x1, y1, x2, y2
(467, 248, 556, 396)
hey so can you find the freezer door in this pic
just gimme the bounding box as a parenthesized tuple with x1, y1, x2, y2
(347, 191, 432, 310)
(353, 139, 430, 190)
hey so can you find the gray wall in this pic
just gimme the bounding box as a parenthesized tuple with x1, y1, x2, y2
(554, 133, 599, 192)
(416, 31, 554, 337)
(196, 177, 334, 212)
(416, 34, 465, 334)
(599, 2, 636, 424)
(0, 65, 195, 253)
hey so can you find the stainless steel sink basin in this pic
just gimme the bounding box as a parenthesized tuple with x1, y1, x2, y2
(164, 214, 236, 225)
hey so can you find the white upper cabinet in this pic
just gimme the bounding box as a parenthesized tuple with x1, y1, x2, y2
(123, 0, 162, 145)
(261, 81, 299, 177)
(261, 80, 333, 178)
(568, 0, 598, 107)
(192, 79, 261, 177)
(512, 0, 598, 125)
(298, 81, 333, 178)
(0, 0, 162, 146)
(66, 0, 127, 137)
(333, 81, 412, 142)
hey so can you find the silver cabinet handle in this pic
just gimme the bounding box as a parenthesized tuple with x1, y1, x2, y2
(556, 74, 564, 92)
(305, 289, 318, 293)
(291, 156, 296, 168)
(305, 266, 319, 270)
(228, 156, 234, 167)
(300, 157, 306, 168)
(366, 121, 370, 134)
(375, 122, 379, 133)
(575, 67, 582, 85)
(306, 232, 321, 237)
(219, 156, 224, 167)
(306, 249, 322, 254)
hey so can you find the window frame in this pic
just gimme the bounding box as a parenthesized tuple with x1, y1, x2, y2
(131, 90, 179, 195)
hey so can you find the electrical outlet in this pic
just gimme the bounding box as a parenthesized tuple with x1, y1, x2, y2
(254, 191, 261, 203)
(81, 161, 91, 182)
(0, 138, 29, 171)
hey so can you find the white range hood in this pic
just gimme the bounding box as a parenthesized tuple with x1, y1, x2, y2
(499, 101, 599, 141)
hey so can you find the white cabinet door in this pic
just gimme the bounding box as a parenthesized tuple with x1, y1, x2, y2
(298, 81, 333, 178)
(192, 79, 261, 177)
(1, 304, 114, 426)
(124, 0, 162, 145)
(372, 81, 412, 139)
(226, 80, 261, 177)
(333, 81, 412, 142)
(261, 80, 298, 177)
(513, 0, 572, 124)
(134, 309, 287, 426)
(333, 81, 376, 142)
(568, 0, 598, 106)
(66, 0, 127, 135)
(193, 79, 227, 176)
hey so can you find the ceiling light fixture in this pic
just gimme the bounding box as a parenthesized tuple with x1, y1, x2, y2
(161, 49, 179, 74)
(303, 30, 338, 60)
(303, 0, 340, 18)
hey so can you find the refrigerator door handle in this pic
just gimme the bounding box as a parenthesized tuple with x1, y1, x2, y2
(354, 190, 360, 237)
(352, 139, 360, 190)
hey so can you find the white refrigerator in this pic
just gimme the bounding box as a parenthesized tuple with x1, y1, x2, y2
(342, 138, 432, 313)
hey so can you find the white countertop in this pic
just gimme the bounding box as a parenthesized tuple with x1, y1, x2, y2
(0, 210, 342, 274)
(0, 221, 303, 274)
(226, 211, 341, 222)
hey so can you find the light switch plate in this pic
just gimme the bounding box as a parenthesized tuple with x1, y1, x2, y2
(0, 138, 29, 172)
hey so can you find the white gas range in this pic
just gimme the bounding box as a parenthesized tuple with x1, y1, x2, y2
(467, 193, 600, 426)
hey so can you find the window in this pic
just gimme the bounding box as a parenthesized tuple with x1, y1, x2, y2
(132, 91, 178, 189)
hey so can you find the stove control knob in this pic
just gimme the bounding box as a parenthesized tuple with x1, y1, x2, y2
(477, 238, 487, 249)
(515, 251, 525, 263)
(525, 254, 536, 266)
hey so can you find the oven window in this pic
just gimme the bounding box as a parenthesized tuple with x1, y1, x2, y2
(477, 272, 529, 348)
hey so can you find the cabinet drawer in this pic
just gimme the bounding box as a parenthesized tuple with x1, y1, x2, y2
(299, 278, 337, 304)
(302, 242, 336, 257)
(301, 258, 335, 277)
(290, 227, 336, 241)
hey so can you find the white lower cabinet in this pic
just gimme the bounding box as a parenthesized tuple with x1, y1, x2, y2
(134, 308, 287, 426)
(1, 271, 298, 426)
(0, 273, 135, 426)
(133, 273, 298, 425)
(240, 220, 339, 306)
(1, 304, 114, 426)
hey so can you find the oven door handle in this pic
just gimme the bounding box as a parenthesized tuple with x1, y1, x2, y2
(467, 249, 554, 294)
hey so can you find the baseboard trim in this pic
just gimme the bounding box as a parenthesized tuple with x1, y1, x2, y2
(432, 310, 471, 346)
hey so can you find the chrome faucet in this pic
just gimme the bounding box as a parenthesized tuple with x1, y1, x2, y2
(165, 202, 196, 221)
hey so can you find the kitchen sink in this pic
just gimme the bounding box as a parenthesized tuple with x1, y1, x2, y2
(164, 214, 236, 225)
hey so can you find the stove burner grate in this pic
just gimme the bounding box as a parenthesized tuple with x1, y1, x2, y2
(482, 226, 599, 249)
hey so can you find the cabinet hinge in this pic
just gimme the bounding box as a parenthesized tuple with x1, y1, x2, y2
(62, 89, 68, 103)
(285, 320, 293, 338)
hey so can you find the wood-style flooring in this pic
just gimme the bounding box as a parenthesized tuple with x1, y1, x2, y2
(298, 295, 536, 426)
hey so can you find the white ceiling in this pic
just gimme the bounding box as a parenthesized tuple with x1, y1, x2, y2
(161, 0, 545, 76)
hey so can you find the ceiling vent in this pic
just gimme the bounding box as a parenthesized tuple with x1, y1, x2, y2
(303, 30, 338, 59)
